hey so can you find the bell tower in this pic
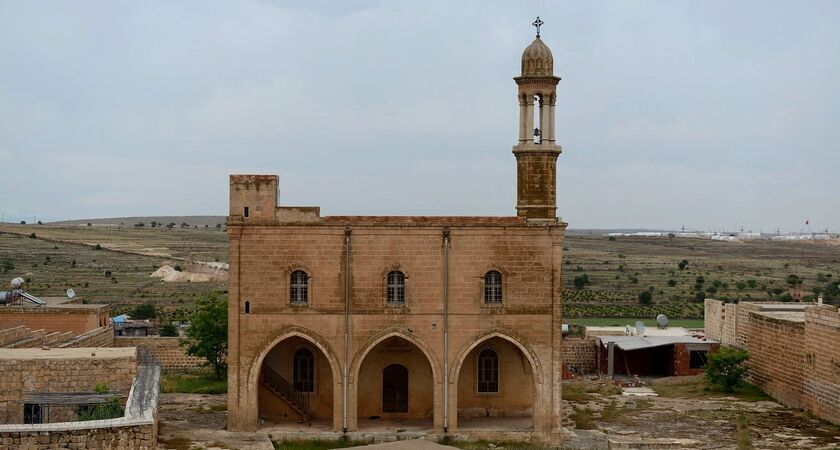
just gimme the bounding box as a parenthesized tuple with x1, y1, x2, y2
(513, 17, 561, 220)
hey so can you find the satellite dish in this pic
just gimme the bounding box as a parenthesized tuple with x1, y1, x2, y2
(635, 320, 646, 336)
(10, 277, 24, 289)
(66, 288, 76, 299)
(656, 314, 669, 329)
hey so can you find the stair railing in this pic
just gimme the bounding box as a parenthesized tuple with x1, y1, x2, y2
(261, 365, 309, 418)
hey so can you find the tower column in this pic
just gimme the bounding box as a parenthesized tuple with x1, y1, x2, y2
(525, 93, 535, 144)
(518, 95, 527, 142)
(548, 94, 556, 143)
(539, 94, 549, 144)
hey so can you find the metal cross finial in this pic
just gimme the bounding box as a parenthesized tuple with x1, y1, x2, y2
(532, 16, 544, 37)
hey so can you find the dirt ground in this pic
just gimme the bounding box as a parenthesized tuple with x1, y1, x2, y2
(563, 378, 840, 449)
(157, 393, 274, 450)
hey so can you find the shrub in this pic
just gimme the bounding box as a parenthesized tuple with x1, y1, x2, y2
(183, 294, 228, 379)
(638, 290, 653, 305)
(159, 323, 178, 337)
(94, 244, 102, 250)
(705, 347, 749, 392)
(667, 279, 677, 287)
(2, 260, 13, 273)
(173, 265, 183, 272)
(678, 260, 689, 270)
(75, 383, 123, 421)
(608, 236, 616, 241)
(786, 274, 802, 288)
(28, 233, 36, 239)
(573, 274, 590, 289)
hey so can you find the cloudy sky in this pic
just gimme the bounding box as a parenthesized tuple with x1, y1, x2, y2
(1, 1, 838, 231)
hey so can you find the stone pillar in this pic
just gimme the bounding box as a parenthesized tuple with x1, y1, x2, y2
(519, 95, 528, 143)
(548, 94, 556, 144)
(539, 94, 549, 144)
(525, 94, 535, 144)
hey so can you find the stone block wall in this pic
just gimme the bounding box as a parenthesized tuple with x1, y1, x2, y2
(0, 348, 137, 424)
(563, 337, 596, 375)
(0, 424, 156, 449)
(113, 337, 203, 372)
(703, 299, 724, 341)
(746, 313, 805, 408)
(802, 305, 840, 424)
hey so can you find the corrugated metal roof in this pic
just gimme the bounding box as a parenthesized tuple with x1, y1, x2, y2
(596, 335, 717, 351)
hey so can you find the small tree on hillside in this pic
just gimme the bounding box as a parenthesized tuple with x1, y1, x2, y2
(131, 303, 157, 320)
(678, 260, 689, 270)
(705, 347, 750, 392)
(638, 290, 653, 305)
(183, 294, 228, 379)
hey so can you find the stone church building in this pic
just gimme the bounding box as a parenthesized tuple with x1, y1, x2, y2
(226, 28, 566, 437)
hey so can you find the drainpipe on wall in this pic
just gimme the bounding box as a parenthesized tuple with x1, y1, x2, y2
(343, 226, 351, 433)
(442, 227, 450, 433)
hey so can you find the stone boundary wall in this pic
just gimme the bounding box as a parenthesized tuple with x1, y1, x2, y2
(747, 313, 805, 408)
(703, 299, 724, 342)
(113, 336, 203, 371)
(704, 300, 840, 425)
(802, 305, 840, 424)
(0, 365, 161, 449)
(563, 337, 596, 375)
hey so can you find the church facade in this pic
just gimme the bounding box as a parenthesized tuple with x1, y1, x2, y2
(226, 30, 566, 437)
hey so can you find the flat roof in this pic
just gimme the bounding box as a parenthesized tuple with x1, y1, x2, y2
(0, 347, 135, 360)
(586, 326, 694, 337)
(754, 311, 806, 323)
(596, 335, 718, 351)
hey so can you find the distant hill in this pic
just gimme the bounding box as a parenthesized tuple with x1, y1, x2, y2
(49, 216, 227, 227)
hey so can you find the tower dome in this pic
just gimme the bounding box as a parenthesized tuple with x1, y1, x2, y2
(521, 37, 553, 76)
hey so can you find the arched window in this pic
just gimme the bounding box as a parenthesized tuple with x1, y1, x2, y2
(477, 348, 499, 393)
(387, 271, 405, 305)
(484, 270, 502, 304)
(293, 348, 314, 392)
(290, 270, 308, 305)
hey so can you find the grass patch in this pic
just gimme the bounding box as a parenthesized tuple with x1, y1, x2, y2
(570, 317, 705, 328)
(652, 378, 769, 402)
(570, 407, 596, 430)
(274, 439, 367, 450)
(161, 372, 227, 394)
(735, 413, 753, 449)
(563, 380, 623, 403)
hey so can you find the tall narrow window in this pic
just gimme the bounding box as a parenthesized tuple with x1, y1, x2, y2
(244, 301, 250, 314)
(243, 206, 249, 218)
(387, 271, 405, 305)
(477, 349, 499, 393)
(484, 271, 502, 304)
(293, 348, 314, 392)
(290, 270, 308, 305)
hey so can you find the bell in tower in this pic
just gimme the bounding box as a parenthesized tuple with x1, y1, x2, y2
(513, 17, 562, 220)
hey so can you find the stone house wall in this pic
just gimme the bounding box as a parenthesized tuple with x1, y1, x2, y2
(0, 348, 137, 424)
(0, 424, 155, 449)
(563, 337, 596, 375)
(802, 305, 840, 424)
(0, 305, 109, 335)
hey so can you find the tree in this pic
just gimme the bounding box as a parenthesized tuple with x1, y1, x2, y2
(2, 260, 14, 273)
(180, 222, 189, 228)
(573, 274, 589, 289)
(183, 294, 228, 379)
(678, 260, 689, 270)
(166, 222, 176, 229)
(150, 221, 158, 228)
(638, 290, 653, 305)
(705, 347, 750, 392)
(786, 274, 802, 288)
(131, 303, 157, 320)
(215, 223, 222, 229)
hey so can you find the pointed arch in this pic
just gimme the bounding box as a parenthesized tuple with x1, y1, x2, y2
(450, 328, 542, 385)
(247, 326, 342, 394)
(350, 326, 441, 387)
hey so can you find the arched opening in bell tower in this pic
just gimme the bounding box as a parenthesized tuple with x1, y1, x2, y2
(534, 94, 543, 144)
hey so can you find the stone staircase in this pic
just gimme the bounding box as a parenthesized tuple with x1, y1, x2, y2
(260, 365, 310, 422)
